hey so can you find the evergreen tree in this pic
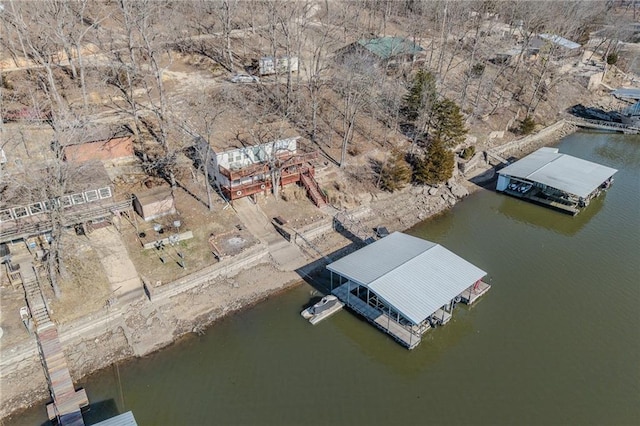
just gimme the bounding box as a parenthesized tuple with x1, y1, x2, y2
(414, 139, 454, 185)
(430, 97, 467, 148)
(403, 69, 437, 122)
(379, 150, 412, 192)
(519, 115, 536, 135)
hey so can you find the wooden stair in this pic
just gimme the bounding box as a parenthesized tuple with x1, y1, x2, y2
(300, 172, 326, 207)
(20, 264, 53, 331)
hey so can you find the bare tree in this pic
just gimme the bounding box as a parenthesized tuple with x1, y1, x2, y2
(333, 55, 375, 168)
(186, 90, 227, 211)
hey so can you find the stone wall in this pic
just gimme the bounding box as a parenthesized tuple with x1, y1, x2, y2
(488, 120, 577, 159)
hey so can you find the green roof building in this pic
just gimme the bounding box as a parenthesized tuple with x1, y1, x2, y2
(337, 36, 424, 66)
(357, 37, 424, 60)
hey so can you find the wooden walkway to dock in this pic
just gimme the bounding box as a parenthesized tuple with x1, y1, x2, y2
(40, 326, 89, 425)
(333, 283, 422, 349)
(567, 117, 640, 134)
(18, 261, 88, 425)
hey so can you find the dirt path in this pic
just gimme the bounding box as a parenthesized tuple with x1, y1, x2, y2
(234, 197, 310, 271)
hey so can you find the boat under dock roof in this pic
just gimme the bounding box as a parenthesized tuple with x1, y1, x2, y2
(498, 147, 617, 199)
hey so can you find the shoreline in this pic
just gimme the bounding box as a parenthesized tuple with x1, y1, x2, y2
(0, 121, 577, 422)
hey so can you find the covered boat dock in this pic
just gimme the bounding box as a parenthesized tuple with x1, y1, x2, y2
(327, 232, 489, 349)
(496, 147, 617, 215)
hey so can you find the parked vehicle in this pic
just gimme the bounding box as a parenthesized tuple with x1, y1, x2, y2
(230, 74, 259, 83)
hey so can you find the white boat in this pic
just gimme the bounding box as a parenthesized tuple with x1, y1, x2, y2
(301, 295, 344, 325)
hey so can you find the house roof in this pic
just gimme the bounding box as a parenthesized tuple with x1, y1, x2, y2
(59, 125, 132, 146)
(133, 186, 173, 205)
(0, 161, 112, 208)
(498, 147, 617, 198)
(327, 232, 486, 324)
(357, 37, 424, 60)
(538, 34, 581, 49)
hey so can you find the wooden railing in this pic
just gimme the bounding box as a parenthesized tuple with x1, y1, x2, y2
(567, 117, 640, 134)
(300, 172, 326, 207)
(218, 151, 319, 181)
(0, 198, 132, 243)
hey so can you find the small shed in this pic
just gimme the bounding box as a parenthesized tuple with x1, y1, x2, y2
(336, 37, 424, 66)
(133, 187, 176, 221)
(259, 56, 299, 75)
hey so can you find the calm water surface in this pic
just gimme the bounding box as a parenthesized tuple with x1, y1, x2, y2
(15, 132, 640, 425)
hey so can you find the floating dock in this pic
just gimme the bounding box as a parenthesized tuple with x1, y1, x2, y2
(430, 308, 452, 326)
(501, 185, 580, 215)
(459, 281, 492, 305)
(332, 282, 423, 349)
(326, 232, 492, 349)
(497, 147, 617, 215)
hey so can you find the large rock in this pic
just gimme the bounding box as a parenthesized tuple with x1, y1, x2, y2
(450, 183, 469, 198)
(489, 131, 505, 140)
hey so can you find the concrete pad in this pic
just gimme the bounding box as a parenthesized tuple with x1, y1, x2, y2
(269, 240, 308, 271)
(87, 226, 142, 298)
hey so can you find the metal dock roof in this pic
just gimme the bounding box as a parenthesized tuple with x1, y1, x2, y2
(611, 88, 640, 100)
(92, 411, 138, 426)
(498, 147, 617, 198)
(327, 232, 486, 324)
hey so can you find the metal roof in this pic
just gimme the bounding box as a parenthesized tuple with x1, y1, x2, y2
(498, 147, 617, 198)
(622, 101, 640, 116)
(538, 34, 581, 49)
(327, 232, 486, 324)
(357, 37, 424, 60)
(611, 88, 640, 100)
(92, 411, 138, 426)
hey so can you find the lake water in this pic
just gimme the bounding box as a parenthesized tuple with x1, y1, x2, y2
(13, 132, 640, 426)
